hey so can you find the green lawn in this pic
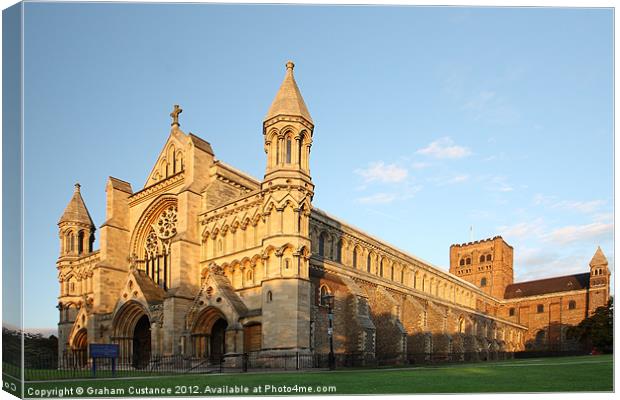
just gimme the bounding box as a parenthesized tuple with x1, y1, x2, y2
(18, 355, 613, 397)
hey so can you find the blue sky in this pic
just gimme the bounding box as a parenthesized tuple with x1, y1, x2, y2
(20, 3, 613, 329)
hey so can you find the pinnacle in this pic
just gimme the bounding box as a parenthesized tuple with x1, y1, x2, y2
(264, 61, 313, 125)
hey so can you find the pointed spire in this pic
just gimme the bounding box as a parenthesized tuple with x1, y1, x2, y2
(59, 182, 95, 227)
(264, 61, 313, 125)
(589, 246, 608, 267)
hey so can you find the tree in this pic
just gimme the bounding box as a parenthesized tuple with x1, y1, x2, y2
(567, 297, 613, 353)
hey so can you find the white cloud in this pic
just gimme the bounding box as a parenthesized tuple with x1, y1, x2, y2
(431, 174, 470, 186)
(357, 193, 398, 204)
(542, 222, 613, 245)
(355, 162, 408, 183)
(498, 218, 545, 240)
(462, 90, 520, 124)
(551, 200, 606, 213)
(488, 176, 514, 192)
(412, 161, 431, 170)
(533, 194, 606, 214)
(416, 137, 471, 159)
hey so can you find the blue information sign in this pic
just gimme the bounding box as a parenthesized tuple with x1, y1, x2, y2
(89, 344, 119, 358)
(89, 344, 119, 377)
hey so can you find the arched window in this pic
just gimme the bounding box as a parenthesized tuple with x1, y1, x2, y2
(400, 269, 405, 283)
(77, 231, 85, 255)
(459, 259, 465, 266)
(486, 254, 492, 262)
(275, 140, 280, 165)
(335, 240, 342, 263)
(69, 234, 75, 253)
(458, 317, 465, 333)
(246, 269, 253, 283)
(568, 300, 576, 310)
(318, 233, 325, 257)
(367, 254, 372, 273)
(285, 137, 292, 164)
(352, 247, 358, 269)
(535, 330, 545, 345)
(537, 304, 544, 313)
(480, 277, 487, 287)
(466, 258, 471, 265)
(379, 259, 384, 277)
(319, 285, 331, 306)
(266, 291, 273, 303)
(479, 255, 485, 263)
(298, 136, 303, 167)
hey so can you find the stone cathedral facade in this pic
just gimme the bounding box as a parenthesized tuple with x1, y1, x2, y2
(56, 62, 611, 365)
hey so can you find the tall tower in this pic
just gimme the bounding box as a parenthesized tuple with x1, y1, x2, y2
(587, 246, 611, 315)
(449, 236, 514, 299)
(58, 183, 95, 258)
(57, 183, 96, 355)
(260, 61, 314, 354)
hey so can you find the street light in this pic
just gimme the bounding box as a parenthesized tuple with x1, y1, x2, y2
(322, 293, 335, 370)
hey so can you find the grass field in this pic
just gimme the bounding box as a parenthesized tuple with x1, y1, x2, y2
(19, 355, 613, 396)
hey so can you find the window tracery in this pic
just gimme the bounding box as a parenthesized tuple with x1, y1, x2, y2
(143, 205, 178, 290)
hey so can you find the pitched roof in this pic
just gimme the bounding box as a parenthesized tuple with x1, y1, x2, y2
(504, 273, 590, 299)
(589, 246, 608, 267)
(131, 269, 166, 305)
(264, 61, 313, 124)
(58, 183, 95, 227)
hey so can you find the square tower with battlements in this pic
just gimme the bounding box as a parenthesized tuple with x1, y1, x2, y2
(449, 236, 514, 299)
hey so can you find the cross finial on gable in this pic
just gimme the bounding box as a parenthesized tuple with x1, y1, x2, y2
(170, 104, 182, 127)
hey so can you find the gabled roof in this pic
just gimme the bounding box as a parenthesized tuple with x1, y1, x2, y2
(58, 183, 95, 227)
(130, 269, 166, 305)
(264, 61, 313, 124)
(504, 273, 590, 299)
(589, 246, 608, 267)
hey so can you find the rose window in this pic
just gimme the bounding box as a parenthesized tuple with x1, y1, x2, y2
(156, 206, 178, 240)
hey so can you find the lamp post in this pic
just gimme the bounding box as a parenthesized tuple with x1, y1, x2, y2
(322, 293, 335, 370)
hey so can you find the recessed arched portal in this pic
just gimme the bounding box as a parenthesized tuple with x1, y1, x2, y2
(191, 307, 228, 361)
(112, 301, 152, 368)
(132, 315, 151, 369)
(72, 328, 88, 351)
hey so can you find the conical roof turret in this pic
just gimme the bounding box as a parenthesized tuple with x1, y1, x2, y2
(58, 183, 95, 227)
(589, 246, 608, 267)
(264, 61, 313, 126)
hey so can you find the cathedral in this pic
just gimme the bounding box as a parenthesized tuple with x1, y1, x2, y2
(56, 61, 611, 366)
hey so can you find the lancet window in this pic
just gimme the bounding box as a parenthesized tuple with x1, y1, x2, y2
(143, 205, 178, 290)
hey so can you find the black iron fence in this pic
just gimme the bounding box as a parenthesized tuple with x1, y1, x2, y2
(17, 350, 592, 381)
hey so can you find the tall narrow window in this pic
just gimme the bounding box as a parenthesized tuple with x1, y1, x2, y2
(298, 138, 303, 167)
(379, 259, 384, 277)
(286, 138, 292, 164)
(77, 231, 84, 255)
(336, 240, 342, 263)
(352, 247, 358, 268)
(318, 233, 325, 257)
(367, 254, 371, 273)
(276, 140, 280, 165)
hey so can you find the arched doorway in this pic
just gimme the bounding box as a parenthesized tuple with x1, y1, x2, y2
(191, 307, 228, 362)
(112, 301, 152, 368)
(71, 328, 88, 367)
(210, 318, 227, 361)
(132, 315, 151, 369)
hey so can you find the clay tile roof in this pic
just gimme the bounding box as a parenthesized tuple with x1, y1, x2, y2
(589, 246, 608, 267)
(58, 183, 95, 227)
(504, 273, 590, 299)
(264, 61, 313, 124)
